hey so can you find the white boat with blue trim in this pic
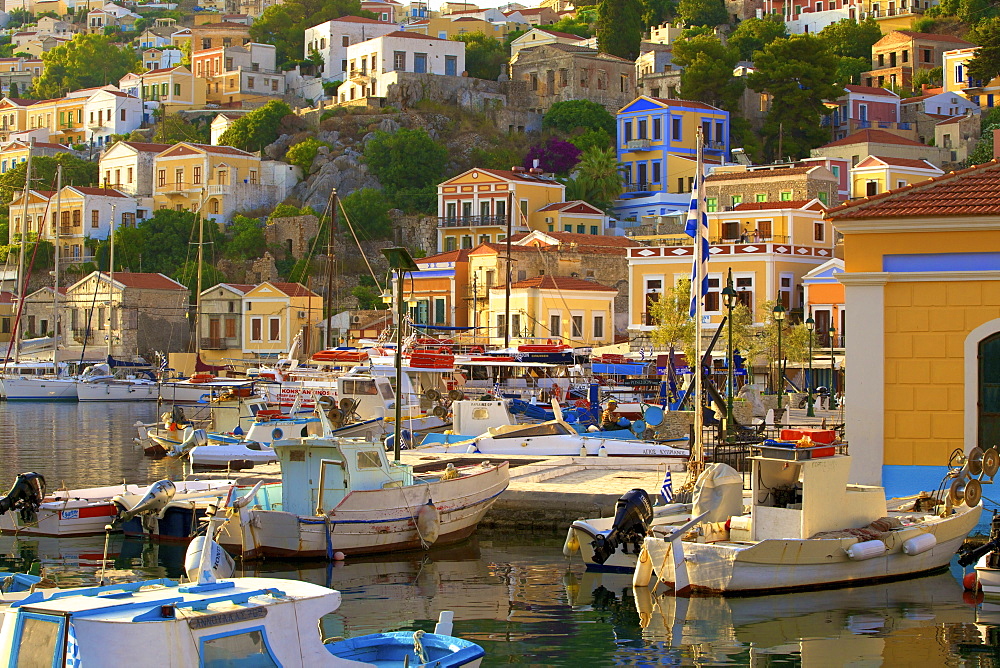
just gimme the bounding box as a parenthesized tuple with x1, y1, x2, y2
(217, 411, 509, 559)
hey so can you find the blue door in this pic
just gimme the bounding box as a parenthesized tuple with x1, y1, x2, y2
(414, 53, 427, 73)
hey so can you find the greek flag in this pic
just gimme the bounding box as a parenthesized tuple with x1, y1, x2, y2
(65, 622, 81, 668)
(493, 380, 503, 400)
(660, 470, 674, 504)
(685, 178, 709, 317)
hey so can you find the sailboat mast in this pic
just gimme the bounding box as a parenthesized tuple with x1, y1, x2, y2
(53, 166, 61, 365)
(195, 209, 203, 358)
(691, 128, 705, 481)
(107, 203, 115, 358)
(15, 150, 32, 364)
(326, 189, 337, 348)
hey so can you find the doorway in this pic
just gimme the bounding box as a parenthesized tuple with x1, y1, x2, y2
(980, 332, 1000, 449)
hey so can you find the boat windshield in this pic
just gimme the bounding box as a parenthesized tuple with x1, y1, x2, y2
(493, 422, 573, 439)
(202, 628, 279, 668)
(13, 614, 65, 667)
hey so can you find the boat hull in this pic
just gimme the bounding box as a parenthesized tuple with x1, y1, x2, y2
(1, 378, 77, 400)
(157, 380, 255, 403)
(642, 503, 982, 594)
(218, 462, 509, 559)
(416, 434, 688, 457)
(77, 381, 159, 401)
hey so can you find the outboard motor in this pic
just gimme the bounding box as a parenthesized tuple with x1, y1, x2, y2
(111, 480, 177, 528)
(959, 511, 1000, 567)
(0, 473, 45, 524)
(591, 488, 653, 565)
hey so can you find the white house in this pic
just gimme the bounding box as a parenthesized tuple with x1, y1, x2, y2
(98, 140, 171, 216)
(142, 48, 183, 71)
(509, 27, 585, 62)
(903, 90, 980, 117)
(210, 112, 246, 145)
(83, 89, 142, 148)
(337, 32, 465, 102)
(304, 15, 399, 82)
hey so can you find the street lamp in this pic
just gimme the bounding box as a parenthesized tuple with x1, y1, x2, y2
(381, 247, 420, 462)
(829, 324, 838, 410)
(805, 315, 815, 418)
(721, 269, 738, 436)
(773, 301, 786, 412)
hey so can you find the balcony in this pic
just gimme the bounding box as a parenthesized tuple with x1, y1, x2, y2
(625, 138, 652, 150)
(348, 69, 374, 81)
(437, 215, 509, 228)
(623, 182, 653, 194)
(206, 184, 231, 195)
(201, 337, 238, 350)
(72, 328, 96, 344)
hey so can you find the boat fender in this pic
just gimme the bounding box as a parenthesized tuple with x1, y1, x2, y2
(434, 611, 454, 637)
(846, 539, 887, 561)
(580, 445, 588, 457)
(902, 533, 937, 556)
(466, 444, 480, 454)
(963, 571, 981, 592)
(563, 526, 580, 556)
(632, 544, 654, 588)
(416, 500, 441, 547)
(598, 444, 608, 457)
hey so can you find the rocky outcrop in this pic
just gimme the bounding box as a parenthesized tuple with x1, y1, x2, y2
(290, 151, 382, 211)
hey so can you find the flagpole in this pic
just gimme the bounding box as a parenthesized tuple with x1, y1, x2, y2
(691, 128, 705, 485)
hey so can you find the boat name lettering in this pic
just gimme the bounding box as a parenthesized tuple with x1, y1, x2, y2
(621, 379, 660, 387)
(188, 605, 267, 629)
(642, 449, 664, 455)
(60, 509, 79, 520)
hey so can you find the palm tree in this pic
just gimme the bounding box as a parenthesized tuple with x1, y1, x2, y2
(567, 147, 622, 211)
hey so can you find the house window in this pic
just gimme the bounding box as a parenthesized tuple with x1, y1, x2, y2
(652, 162, 661, 183)
(757, 220, 772, 239)
(637, 119, 647, 139)
(623, 120, 632, 142)
(342, 36, 349, 47)
(175, 168, 183, 187)
(496, 314, 506, 338)
(549, 314, 561, 338)
(91, 210, 99, 228)
(225, 317, 236, 338)
(193, 166, 201, 184)
(210, 199, 219, 214)
(671, 117, 680, 140)
(814, 222, 825, 242)
(445, 237, 456, 251)
(706, 197, 717, 213)
(732, 194, 743, 206)
(173, 83, 180, 96)
(127, 167, 133, 183)
(250, 170, 258, 184)
(923, 49, 931, 62)
(652, 118, 661, 140)
(157, 169, 166, 186)
(780, 191, 792, 201)
(818, 191, 828, 205)
(247, 77, 254, 88)
(268, 317, 280, 341)
(755, 193, 766, 202)
(571, 315, 583, 338)
(271, 80, 278, 91)
(593, 315, 604, 339)
(620, 74, 628, 92)
(250, 317, 262, 341)
(705, 277, 720, 312)
(72, 210, 80, 226)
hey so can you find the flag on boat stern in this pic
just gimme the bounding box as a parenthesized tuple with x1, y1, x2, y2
(685, 178, 709, 317)
(661, 470, 674, 504)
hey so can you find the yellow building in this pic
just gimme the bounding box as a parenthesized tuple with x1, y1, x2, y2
(829, 161, 1000, 494)
(437, 167, 609, 253)
(0, 139, 68, 174)
(405, 249, 471, 329)
(628, 199, 836, 335)
(405, 16, 517, 41)
(944, 47, 1000, 111)
(24, 95, 88, 145)
(0, 97, 42, 143)
(152, 142, 261, 223)
(240, 282, 321, 358)
(850, 155, 943, 198)
(487, 275, 617, 347)
(118, 66, 207, 114)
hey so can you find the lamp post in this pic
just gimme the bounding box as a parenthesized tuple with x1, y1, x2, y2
(381, 247, 420, 462)
(721, 269, 738, 436)
(829, 324, 838, 410)
(805, 315, 815, 418)
(773, 301, 786, 412)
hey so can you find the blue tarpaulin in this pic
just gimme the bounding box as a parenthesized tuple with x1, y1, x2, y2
(592, 363, 648, 375)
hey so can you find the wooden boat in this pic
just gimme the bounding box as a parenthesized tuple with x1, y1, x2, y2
(634, 445, 983, 594)
(216, 411, 508, 559)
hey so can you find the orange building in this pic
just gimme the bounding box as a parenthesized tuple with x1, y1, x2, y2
(404, 249, 472, 329)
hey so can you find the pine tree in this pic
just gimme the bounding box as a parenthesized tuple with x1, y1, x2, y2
(8, 82, 17, 98)
(596, 0, 643, 61)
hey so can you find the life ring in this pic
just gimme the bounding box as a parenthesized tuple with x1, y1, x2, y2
(190, 373, 214, 383)
(438, 347, 450, 355)
(471, 346, 484, 354)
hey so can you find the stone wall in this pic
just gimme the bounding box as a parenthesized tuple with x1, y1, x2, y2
(510, 44, 636, 115)
(391, 210, 438, 256)
(266, 215, 319, 260)
(249, 252, 279, 284)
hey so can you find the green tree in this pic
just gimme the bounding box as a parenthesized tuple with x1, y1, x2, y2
(285, 137, 332, 173)
(649, 278, 695, 363)
(542, 99, 616, 136)
(834, 56, 871, 85)
(640, 0, 678, 28)
(967, 17, 1000, 84)
(0, 154, 99, 205)
(249, 0, 366, 67)
(363, 127, 448, 192)
(728, 16, 787, 60)
(175, 260, 228, 303)
(152, 113, 210, 145)
(110, 210, 225, 278)
(967, 119, 1000, 166)
(225, 215, 267, 261)
(7, 9, 31, 27)
(565, 146, 622, 211)
(747, 35, 843, 160)
(596, 0, 643, 60)
(546, 15, 594, 37)
(677, 0, 727, 27)
(218, 100, 293, 152)
(568, 127, 613, 152)
(672, 34, 742, 110)
(818, 18, 881, 62)
(352, 282, 381, 310)
(32, 34, 140, 99)
(453, 32, 507, 80)
(340, 187, 393, 238)
(8, 83, 17, 98)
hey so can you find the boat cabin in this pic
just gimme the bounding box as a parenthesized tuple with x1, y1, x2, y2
(748, 449, 887, 542)
(273, 437, 412, 516)
(453, 399, 515, 434)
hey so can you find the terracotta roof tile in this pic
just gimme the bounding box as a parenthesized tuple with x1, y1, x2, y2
(383, 31, 448, 40)
(536, 200, 604, 213)
(819, 129, 928, 148)
(535, 28, 584, 40)
(507, 275, 618, 291)
(269, 282, 319, 297)
(473, 168, 560, 184)
(71, 186, 130, 197)
(417, 249, 472, 264)
(510, 231, 639, 247)
(891, 30, 973, 45)
(706, 166, 814, 181)
(121, 141, 173, 152)
(828, 159, 1000, 219)
(864, 155, 939, 169)
(844, 84, 898, 97)
(107, 272, 187, 290)
(935, 115, 965, 125)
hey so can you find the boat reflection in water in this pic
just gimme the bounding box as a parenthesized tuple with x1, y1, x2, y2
(574, 570, 978, 665)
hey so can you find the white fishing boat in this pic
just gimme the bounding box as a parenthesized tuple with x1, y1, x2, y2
(633, 444, 984, 594)
(216, 411, 509, 559)
(1, 375, 78, 400)
(414, 400, 688, 457)
(0, 475, 235, 537)
(157, 374, 257, 404)
(75, 363, 159, 401)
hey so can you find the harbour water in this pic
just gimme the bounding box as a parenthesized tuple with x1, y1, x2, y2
(0, 401, 996, 666)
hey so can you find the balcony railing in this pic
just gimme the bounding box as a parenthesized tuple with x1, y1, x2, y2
(348, 69, 374, 80)
(623, 182, 653, 193)
(437, 215, 508, 228)
(201, 337, 238, 350)
(625, 138, 652, 150)
(72, 328, 96, 344)
(206, 184, 231, 195)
